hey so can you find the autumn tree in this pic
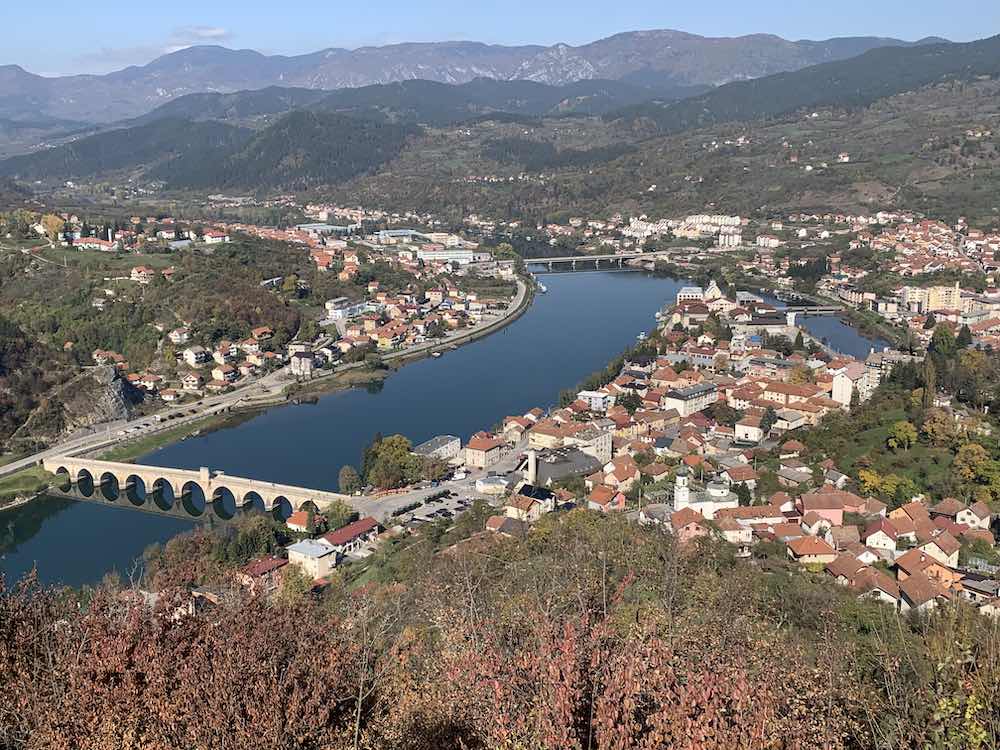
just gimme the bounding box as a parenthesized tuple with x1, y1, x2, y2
(339, 465, 362, 494)
(920, 408, 956, 446)
(40, 213, 64, 242)
(887, 421, 917, 452)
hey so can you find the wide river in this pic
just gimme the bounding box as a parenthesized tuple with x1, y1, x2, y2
(0, 272, 888, 587)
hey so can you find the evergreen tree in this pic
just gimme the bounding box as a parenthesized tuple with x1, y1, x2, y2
(760, 407, 778, 435)
(734, 482, 752, 506)
(957, 324, 973, 349)
(922, 357, 937, 410)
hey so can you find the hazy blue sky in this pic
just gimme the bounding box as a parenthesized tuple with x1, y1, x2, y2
(10, 0, 1000, 75)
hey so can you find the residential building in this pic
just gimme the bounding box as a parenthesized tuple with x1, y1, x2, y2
(465, 432, 506, 469)
(286, 540, 338, 579)
(321, 518, 380, 555)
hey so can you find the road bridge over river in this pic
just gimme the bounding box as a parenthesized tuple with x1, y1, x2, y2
(525, 251, 671, 270)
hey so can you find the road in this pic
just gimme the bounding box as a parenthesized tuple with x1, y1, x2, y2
(356, 436, 529, 520)
(0, 279, 529, 482)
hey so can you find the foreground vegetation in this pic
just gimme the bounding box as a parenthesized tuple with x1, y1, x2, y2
(1, 511, 997, 749)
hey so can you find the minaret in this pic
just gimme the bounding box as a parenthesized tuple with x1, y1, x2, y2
(674, 466, 691, 511)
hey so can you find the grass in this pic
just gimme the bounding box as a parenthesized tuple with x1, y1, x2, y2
(35, 247, 176, 272)
(838, 406, 954, 491)
(97, 414, 235, 463)
(0, 466, 57, 506)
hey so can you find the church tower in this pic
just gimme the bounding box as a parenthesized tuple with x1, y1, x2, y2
(674, 466, 691, 510)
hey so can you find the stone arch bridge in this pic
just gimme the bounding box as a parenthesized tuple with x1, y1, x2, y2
(42, 456, 355, 521)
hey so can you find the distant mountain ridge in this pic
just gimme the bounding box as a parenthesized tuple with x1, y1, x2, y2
(0, 30, 945, 122)
(609, 35, 1000, 133)
(126, 78, 709, 129)
(4, 34, 996, 197)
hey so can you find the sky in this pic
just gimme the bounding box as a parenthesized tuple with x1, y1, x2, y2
(9, 0, 1000, 76)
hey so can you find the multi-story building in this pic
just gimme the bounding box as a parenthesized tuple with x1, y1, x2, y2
(661, 383, 718, 417)
(899, 283, 962, 313)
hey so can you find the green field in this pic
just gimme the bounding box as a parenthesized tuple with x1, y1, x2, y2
(0, 466, 57, 506)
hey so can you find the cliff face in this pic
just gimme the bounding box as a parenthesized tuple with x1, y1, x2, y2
(59, 366, 143, 432)
(9, 366, 142, 450)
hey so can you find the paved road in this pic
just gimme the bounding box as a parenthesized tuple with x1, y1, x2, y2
(0, 279, 529, 482)
(356, 436, 529, 521)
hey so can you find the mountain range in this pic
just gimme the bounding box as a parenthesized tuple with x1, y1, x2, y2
(0, 30, 945, 123)
(3, 34, 998, 195)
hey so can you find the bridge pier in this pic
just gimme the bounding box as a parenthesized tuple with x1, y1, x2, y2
(571, 259, 576, 269)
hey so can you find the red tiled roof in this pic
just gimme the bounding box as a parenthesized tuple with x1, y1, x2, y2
(323, 517, 379, 547)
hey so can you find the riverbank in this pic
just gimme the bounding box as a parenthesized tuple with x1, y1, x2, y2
(0, 465, 56, 511)
(0, 277, 534, 501)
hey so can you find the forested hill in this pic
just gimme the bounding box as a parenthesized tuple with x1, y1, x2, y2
(0, 119, 252, 182)
(0, 111, 418, 191)
(612, 35, 1000, 133)
(129, 77, 704, 129)
(125, 87, 329, 127)
(153, 111, 418, 191)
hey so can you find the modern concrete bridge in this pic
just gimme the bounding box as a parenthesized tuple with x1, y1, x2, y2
(524, 251, 669, 270)
(42, 456, 353, 520)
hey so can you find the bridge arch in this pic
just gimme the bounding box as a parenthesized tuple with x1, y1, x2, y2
(211, 486, 237, 520)
(180, 481, 206, 517)
(271, 496, 292, 522)
(125, 475, 147, 506)
(299, 499, 320, 516)
(151, 478, 175, 511)
(241, 491, 265, 515)
(54, 466, 72, 492)
(99, 472, 121, 502)
(76, 469, 94, 497)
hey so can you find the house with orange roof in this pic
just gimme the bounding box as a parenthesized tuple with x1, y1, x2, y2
(786, 536, 837, 565)
(465, 432, 506, 470)
(587, 485, 626, 513)
(670, 507, 711, 544)
(894, 549, 962, 589)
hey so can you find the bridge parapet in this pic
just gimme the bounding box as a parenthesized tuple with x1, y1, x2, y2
(42, 456, 354, 515)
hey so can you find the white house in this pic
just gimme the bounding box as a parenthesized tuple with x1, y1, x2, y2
(577, 390, 614, 412)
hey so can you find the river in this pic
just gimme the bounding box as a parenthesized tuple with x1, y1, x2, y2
(1, 271, 679, 586)
(0, 272, 890, 587)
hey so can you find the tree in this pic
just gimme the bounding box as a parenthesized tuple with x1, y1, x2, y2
(760, 407, 778, 435)
(887, 421, 917, 452)
(41, 213, 64, 242)
(929, 325, 957, 358)
(362, 434, 423, 490)
(953, 442, 992, 485)
(793, 330, 804, 351)
(957, 324, 974, 348)
(788, 365, 814, 385)
(923, 313, 937, 330)
(618, 392, 642, 414)
(276, 563, 314, 604)
(339, 465, 362, 494)
(920, 408, 956, 446)
(733, 482, 752, 506)
(922, 357, 937, 410)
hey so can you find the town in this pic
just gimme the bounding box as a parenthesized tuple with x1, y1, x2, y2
(5, 198, 1000, 622)
(199, 274, 994, 620)
(3, 14, 1000, 747)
